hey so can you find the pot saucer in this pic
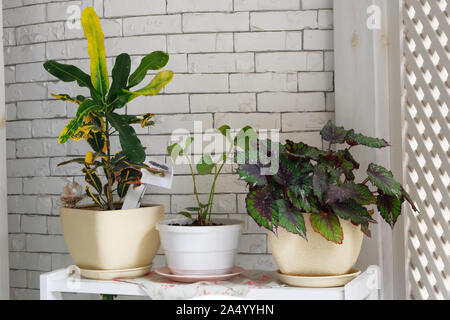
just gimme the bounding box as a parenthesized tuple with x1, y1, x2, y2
(154, 266, 245, 283)
(277, 269, 361, 288)
(80, 264, 153, 280)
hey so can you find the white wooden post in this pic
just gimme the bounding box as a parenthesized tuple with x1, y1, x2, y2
(333, 0, 403, 299)
(0, 6, 10, 300)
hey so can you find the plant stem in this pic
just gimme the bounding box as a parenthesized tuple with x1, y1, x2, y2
(104, 114, 114, 210)
(185, 153, 202, 223)
(362, 177, 370, 185)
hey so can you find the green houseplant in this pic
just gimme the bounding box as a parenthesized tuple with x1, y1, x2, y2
(237, 121, 418, 277)
(156, 126, 246, 276)
(42, 7, 174, 279)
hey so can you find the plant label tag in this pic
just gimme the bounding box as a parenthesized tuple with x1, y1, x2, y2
(121, 159, 173, 210)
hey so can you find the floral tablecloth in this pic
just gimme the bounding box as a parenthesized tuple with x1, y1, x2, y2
(114, 270, 284, 300)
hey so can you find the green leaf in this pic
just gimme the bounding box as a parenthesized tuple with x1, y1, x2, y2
(367, 163, 402, 198)
(43, 61, 93, 90)
(361, 223, 371, 237)
(185, 207, 200, 212)
(85, 186, 103, 208)
(178, 211, 193, 219)
(106, 112, 145, 163)
(237, 164, 268, 187)
(86, 131, 106, 153)
(184, 137, 194, 153)
(81, 7, 109, 97)
(107, 53, 131, 103)
(326, 182, 375, 205)
(122, 70, 174, 102)
(50, 93, 84, 105)
(287, 188, 318, 214)
(117, 181, 130, 199)
(84, 169, 102, 194)
(234, 126, 258, 151)
(196, 155, 215, 175)
(246, 187, 278, 234)
(310, 212, 343, 244)
(345, 129, 390, 148)
(401, 186, 418, 212)
(330, 199, 375, 225)
(377, 192, 402, 229)
(167, 143, 183, 162)
(275, 199, 306, 239)
(320, 120, 348, 144)
(128, 51, 170, 88)
(57, 158, 86, 167)
(218, 125, 232, 142)
(285, 140, 328, 161)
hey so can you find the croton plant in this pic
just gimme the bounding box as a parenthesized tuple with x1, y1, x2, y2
(43, 7, 173, 210)
(237, 121, 418, 244)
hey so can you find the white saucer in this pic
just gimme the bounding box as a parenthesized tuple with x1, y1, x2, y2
(154, 266, 245, 283)
(80, 264, 153, 280)
(277, 269, 361, 288)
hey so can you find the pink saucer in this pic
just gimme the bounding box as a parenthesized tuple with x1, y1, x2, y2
(154, 266, 245, 283)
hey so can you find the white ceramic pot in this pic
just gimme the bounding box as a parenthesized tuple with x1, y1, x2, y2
(157, 218, 242, 275)
(268, 213, 363, 276)
(60, 204, 164, 279)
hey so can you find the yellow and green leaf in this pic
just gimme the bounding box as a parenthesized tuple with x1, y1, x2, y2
(86, 186, 103, 208)
(81, 7, 109, 97)
(122, 70, 173, 103)
(51, 93, 83, 105)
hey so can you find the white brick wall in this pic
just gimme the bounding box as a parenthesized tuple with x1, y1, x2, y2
(3, 0, 334, 299)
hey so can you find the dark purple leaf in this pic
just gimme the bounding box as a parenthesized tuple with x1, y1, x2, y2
(367, 163, 402, 198)
(376, 192, 402, 228)
(320, 120, 348, 144)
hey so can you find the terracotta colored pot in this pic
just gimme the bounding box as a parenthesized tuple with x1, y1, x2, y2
(268, 213, 363, 276)
(60, 204, 164, 279)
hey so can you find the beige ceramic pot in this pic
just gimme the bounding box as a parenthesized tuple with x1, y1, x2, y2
(60, 204, 164, 279)
(268, 213, 363, 276)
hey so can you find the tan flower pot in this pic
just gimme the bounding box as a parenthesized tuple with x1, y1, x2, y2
(268, 213, 363, 276)
(60, 204, 164, 279)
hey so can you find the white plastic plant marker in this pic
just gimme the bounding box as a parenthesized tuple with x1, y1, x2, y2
(122, 158, 173, 210)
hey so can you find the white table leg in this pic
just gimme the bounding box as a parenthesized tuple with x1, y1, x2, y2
(40, 272, 63, 300)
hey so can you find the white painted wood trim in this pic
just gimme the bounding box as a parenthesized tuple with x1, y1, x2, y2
(0, 6, 10, 300)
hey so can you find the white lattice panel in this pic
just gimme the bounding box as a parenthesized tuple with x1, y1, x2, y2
(403, 0, 450, 300)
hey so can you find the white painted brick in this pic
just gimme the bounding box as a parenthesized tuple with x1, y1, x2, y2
(165, 74, 229, 93)
(3, 27, 16, 46)
(10, 288, 40, 300)
(104, 0, 166, 17)
(6, 121, 31, 139)
(183, 13, 249, 32)
(5, 83, 47, 102)
(236, 254, 276, 270)
(27, 271, 42, 289)
(149, 113, 213, 134)
(45, 39, 87, 60)
(9, 234, 26, 251)
(168, 33, 233, 53)
(8, 195, 53, 215)
(16, 22, 64, 45)
(17, 100, 67, 119)
(235, 0, 299, 11)
(258, 92, 325, 112)
(3, 0, 23, 9)
(167, 0, 232, 13)
(4, 44, 45, 65)
(6, 103, 17, 120)
(304, 30, 333, 50)
(49, 157, 84, 176)
(215, 112, 280, 130)
(8, 214, 21, 233)
(319, 9, 333, 29)
(140, 195, 171, 213)
(234, 31, 302, 52)
(16, 62, 52, 82)
(251, 11, 317, 31)
(10, 270, 27, 288)
(31, 119, 66, 137)
(129, 54, 187, 73)
(51, 253, 74, 270)
(256, 52, 323, 72)
(47, 216, 62, 235)
(302, 0, 332, 9)
(21, 215, 47, 234)
(231, 212, 266, 234)
(24, 177, 70, 195)
(65, 19, 122, 40)
(16, 138, 67, 157)
(8, 178, 22, 194)
(9, 252, 52, 271)
(280, 131, 323, 148)
(326, 92, 335, 111)
(282, 111, 334, 132)
(230, 73, 297, 92)
(239, 234, 267, 253)
(6, 141, 16, 159)
(188, 53, 254, 73)
(171, 194, 236, 214)
(5, 66, 15, 83)
(190, 93, 256, 113)
(128, 94, 189, 115)
(137, 135, 172, 155)
(46, 81, 89, 99)
(106, 36, 167, 56)
(26, 234, 67, 253)
(7, 158, 50, 177)
(298, 72, 334, 91)
(123, 15, 182, 36)
(325, 51, 334, 71)
(4, 4, 46, 27)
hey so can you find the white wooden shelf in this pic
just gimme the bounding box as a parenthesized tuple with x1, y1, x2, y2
(40, 265, 381, 300)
